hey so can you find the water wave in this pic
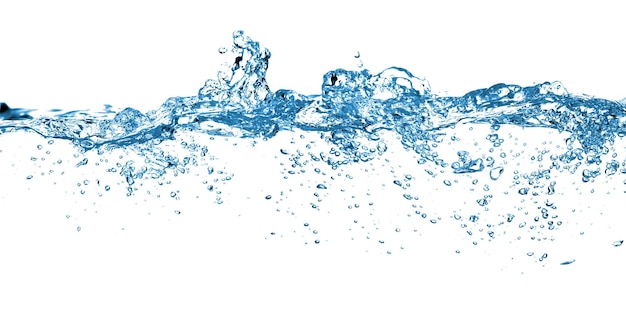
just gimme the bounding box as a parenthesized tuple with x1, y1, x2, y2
(2, 30, 625, 260)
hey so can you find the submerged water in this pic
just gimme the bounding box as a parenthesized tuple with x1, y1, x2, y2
(1, 31, 625, 265)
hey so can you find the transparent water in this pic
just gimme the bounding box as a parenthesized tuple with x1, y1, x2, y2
(1, 31, 625, 309)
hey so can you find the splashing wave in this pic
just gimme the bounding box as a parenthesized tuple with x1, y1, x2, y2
(2, 31, 625, 260)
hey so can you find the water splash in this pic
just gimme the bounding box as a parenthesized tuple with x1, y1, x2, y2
(1, 30, 625, 263)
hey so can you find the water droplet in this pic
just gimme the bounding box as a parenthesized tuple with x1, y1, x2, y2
(218, 47, 228, 54)
(560, 259, 576, 265)
(174, 210, 181, 215)
(76, 226, 81, 232)
(26, 175, 33, 180)
(75, 158, 88, 167)
(469, 215, 480, 222)
(613, 240, 623, 247)
(506, 214, 515, 222)
(314, 239, 320, 244)
(489, 166, 504, 180)
(265, 195, 272, 200)
(316, 183, 327, 189)
(170, 191, 177, 198)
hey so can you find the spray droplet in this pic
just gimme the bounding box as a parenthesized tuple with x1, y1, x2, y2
(489, 166, 504, 180)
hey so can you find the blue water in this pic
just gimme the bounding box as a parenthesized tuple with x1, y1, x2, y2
(1, 31, 625, 262)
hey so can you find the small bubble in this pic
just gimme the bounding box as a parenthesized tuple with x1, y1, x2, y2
(489, 167, 504, 180)
(77, 226, 81, 232)
(613, 240, 623, 247)
(105, 185, 110, 191)
(37, 145, 42, 150)
(265, 195, 272, 200)
(304, 223, 309, 227)
(66, 214, 71, 219)
(47, 139, 54, 145)
(174, 210, 181, 215)
(430, 219, 437, 224)
(314, 239, 320, 244)
(26, 175, 33, 180)
(506, 214, 515, 222)
(170, 191, 177, 198)
(395, 228, 401, 232)
(455, 250, 461, 254)
(75, 158, 88, 167)
(218, 47, 228, 54)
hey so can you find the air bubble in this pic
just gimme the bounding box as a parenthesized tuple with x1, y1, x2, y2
(489, 167, 504, 180)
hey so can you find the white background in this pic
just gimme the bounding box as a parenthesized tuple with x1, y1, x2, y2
(1, 1, 626, 312)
